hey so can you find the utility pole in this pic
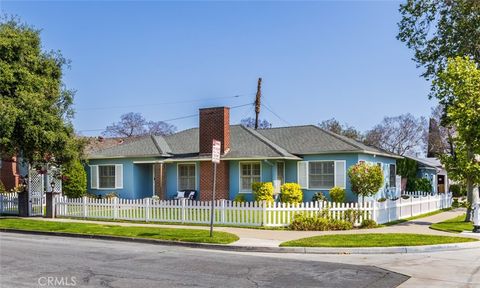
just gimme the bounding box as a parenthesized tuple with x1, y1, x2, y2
(254, 77, 262, 130)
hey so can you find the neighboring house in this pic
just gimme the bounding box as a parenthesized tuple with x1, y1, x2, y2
(0, 156, 29, 191)
(405, 156, 449, 194)
(85, 107, 402, 201)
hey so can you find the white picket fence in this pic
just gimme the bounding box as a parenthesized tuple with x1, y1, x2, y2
(52, 193, 452, 226)
(402, 191, 436, 197)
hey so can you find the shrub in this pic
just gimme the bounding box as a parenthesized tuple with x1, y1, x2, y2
(401, 195, 410, 200)
(234, 194, 246, 203)
(62, 160, 87, 198)
(377, 197, 387, 202)
(252, 182, 274, 202)
(289, 213, 353, 231)
(415, 178, 433, 192)
(360, 219, 378, 229)
(105, 192, 119, 199)
(280, 183, 303, 204)
(343, 209, 368, 225)
(449, 184, 466, 197)
(0, 181, 5, 193)
(312, 192, 326, 202)
(329, 186, 346, 203)
(407, 178, 433, 193)
(348, 162, 384, 204)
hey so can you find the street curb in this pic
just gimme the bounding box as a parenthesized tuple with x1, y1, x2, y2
(2, 228, 480, 254)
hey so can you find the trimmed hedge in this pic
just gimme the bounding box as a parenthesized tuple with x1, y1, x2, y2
(280, 183, 303, 204)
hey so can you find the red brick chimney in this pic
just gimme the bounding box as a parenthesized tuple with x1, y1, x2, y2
(199, 107, 230, 155)
(198, 107, 230, 200)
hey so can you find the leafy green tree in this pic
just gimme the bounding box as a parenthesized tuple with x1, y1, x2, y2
(62, 160, 87, 198)
(434, 57, 480, 220)
(397, 0, 480, 83)
(348, 163, 384, 205)
(0, 17, 82, 166)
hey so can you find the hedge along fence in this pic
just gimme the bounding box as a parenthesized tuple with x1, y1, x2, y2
(1, 193, 452, 227)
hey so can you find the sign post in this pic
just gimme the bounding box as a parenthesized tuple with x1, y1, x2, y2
(210, 139, 221, 237)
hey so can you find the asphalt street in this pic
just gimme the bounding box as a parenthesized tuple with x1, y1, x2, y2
(0, 232, 408, 288)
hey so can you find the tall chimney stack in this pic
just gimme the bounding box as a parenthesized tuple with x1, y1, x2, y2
(199, 107, 230, 155)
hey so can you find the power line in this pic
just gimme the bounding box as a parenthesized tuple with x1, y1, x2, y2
(77, 102, 254, 133)
(75, 94, 252, 111)
(261, 103, 291, 126)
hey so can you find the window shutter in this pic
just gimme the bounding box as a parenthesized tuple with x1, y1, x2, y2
(297, 161, 308, 189)
(90, 165, 98, 189)
(115, 164, 123, 189)
(334, 161, 346, 188)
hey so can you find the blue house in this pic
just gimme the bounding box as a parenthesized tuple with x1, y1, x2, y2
(86, 107, 402, 202)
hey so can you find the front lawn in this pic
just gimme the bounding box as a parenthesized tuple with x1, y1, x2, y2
(0, 218, 239, 244)
(280, 233, 476, 247)
(430, 214, 473, 233)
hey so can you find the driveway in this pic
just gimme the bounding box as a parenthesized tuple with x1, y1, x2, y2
(0, 233, 408, 288)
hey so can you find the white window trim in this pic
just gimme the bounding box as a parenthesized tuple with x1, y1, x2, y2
(276, 161, 285, 184)
(96, 164, 122, 190)
(334, 160, 346, 188)
(307, 160, 336, 190)
(176, 162, 197, 191)
(239, 161, 262, 193)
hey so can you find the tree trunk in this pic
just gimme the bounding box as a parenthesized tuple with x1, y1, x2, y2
(464, 147, 479, 222)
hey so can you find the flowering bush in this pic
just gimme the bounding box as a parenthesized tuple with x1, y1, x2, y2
(329, 186, 346, 203)
(280, 183, 303, 204)
(290, 213, 353, 231)
(348, 162, 384, 203)
(312, 192, 327, 202)
(252, 182, 274, 202)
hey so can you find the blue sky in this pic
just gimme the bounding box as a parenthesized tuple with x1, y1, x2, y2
(1, 1, 435, 136)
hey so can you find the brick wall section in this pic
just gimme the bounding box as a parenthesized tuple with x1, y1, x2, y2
(199, 161, 229, 201)
(1, 157, 21, 191)
(199, 107, 230, 154)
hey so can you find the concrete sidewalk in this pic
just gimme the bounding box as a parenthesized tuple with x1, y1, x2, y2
(9, 208, 473, 248)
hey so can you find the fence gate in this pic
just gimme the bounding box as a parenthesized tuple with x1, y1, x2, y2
(28, 169, 45, 216)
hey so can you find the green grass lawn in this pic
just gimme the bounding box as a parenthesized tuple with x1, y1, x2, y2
(430, 214, 473, 233)
(0, 218, 239, 244)
(280, 233, 477, 247)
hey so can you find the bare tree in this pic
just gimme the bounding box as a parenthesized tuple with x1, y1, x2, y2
(103, 112, 177, 137)
(147, 121, 176, 136)
(364, 114, 427, 156)
(428, 104, 456, 157)
(318, 118, 363, 141)
(241, 117, 272, 129)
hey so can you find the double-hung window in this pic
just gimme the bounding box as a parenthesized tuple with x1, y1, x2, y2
(90, 164, 123, 189)
(240, 162, 261, 192)
(99, 165, 116, 189)
(389, 164, 396, 188)
(178, 164, 196, 191)
(308, 161, 335, 189)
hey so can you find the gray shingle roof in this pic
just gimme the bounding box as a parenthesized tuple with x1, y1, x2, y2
(87, 135, 166, 159)
(87, 124, 401, 160)
(256, 125, 401, 158)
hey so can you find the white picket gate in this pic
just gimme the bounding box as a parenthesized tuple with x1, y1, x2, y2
(0, 193, 19, 215)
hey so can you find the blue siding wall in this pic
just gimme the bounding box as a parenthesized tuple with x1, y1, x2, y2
(299, 154, 359, 202)
(165, 162, 200, 200)
(229, 160, 273, 202)
(86, 158, 159, 199)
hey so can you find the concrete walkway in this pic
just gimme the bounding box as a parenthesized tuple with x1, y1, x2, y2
(9, 208, 473, 247)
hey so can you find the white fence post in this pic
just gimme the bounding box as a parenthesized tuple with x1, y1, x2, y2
(83, 196, 87, 218)
(221, 199, 225, 224)
(145, 198, 150, 222)
(113, 197, 118, 220)
(181, 198, 186, 224)
(262, 200, 267, 226)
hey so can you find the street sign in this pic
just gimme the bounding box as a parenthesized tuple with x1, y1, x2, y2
(212, 140, 221, 164)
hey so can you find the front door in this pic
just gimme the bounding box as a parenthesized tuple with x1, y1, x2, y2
(437, 175, 445, 193)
